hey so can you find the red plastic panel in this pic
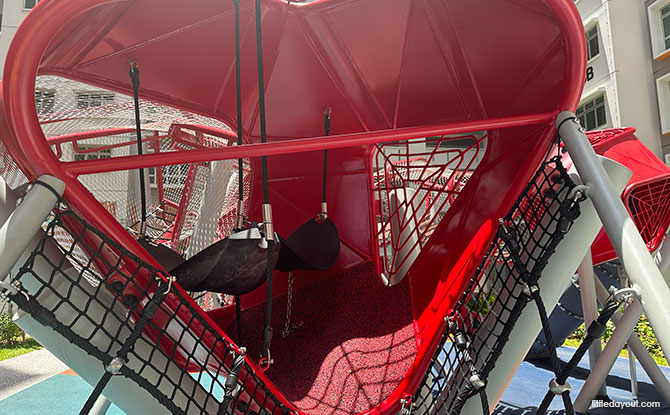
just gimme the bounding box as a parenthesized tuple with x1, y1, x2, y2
(583, 128, 670, 265)
(626, 177, 670, 252)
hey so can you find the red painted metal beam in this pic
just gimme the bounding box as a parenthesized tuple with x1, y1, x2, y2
(64, 112, 556, 176)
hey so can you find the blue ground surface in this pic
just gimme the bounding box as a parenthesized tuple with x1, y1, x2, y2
(0, 374, 124, 415)
(495, 346, 670, 414)
(0, 346, 669, 414)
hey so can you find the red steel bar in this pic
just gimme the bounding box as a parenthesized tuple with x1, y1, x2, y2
(64, 112, 556, 176)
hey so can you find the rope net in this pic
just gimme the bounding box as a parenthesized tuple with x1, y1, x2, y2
(1, 75, 254, 309)
(412, 153, 582, 414)
(4, 147, 580, 415)
(9, 194, 285, 415)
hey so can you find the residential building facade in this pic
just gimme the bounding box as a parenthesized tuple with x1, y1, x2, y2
(647, 0, 670, 162)
(576, 0, 664, 157)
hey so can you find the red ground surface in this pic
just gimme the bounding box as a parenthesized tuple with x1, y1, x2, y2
(228, 262, 417, 415)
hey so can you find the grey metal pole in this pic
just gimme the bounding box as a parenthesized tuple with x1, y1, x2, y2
(0, 175, 65, 280)
(573, 299, 643, 411)
(90, 395, 112, 415)
(577, 249, 608, 397)
(618, 267, 639, 397)
(594, 278, 670, 404)
(655, 231, 670, 284)
(558, 111, 670, 365)
(460, 157, 631, 415)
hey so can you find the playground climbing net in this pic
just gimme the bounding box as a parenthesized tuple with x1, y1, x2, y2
(4, 184, 286, 415)
(3, 149, 584, 415)
(411, 152, 585, 414)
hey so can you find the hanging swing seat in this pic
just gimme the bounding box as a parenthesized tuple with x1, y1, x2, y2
(137, 237, 185, 272)
(275, 217, 340, 272)
(170, 227, 280, 295)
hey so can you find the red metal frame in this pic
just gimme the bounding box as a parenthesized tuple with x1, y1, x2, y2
(61, 113, 556, 176)
(578, 128, 670, 265)
(370, 134, 487, 280)
(0, 0, 587, 413)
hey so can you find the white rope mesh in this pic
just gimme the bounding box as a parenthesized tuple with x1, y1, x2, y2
(0, 75, 252, 308)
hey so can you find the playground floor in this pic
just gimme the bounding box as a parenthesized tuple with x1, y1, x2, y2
(0, 346, 668, 414)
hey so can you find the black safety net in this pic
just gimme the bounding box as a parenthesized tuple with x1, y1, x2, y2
(411, 153, 584, 415)
(4, 152, 582, 415)
(5, 184, 287, 415)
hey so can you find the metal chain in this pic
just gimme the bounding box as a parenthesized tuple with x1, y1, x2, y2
(282, 272, 302, 338)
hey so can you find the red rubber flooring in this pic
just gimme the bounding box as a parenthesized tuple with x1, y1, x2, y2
(228, 262, 418, 415)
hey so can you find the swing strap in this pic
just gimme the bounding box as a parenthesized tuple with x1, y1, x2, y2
(253, 0, 275, 366)
(232, 0, 245, 348)
(322, 110, 331, 206)
(233, 0, 246, 231)
(129, 64, 147, 236)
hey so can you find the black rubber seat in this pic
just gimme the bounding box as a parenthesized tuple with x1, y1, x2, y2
(275, 218, 340, 272)
(137, 237, 185, 271)
(170, 228, 280, 295)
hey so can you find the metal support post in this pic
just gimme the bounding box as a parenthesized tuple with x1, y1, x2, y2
(577, 249, 607, 397)
(460, 157, 631, 415)
(558, 111, 670, 367)
(655, 231, 670, 285)
(573, 298, 643, 411)
(618, 267, 639, 397)
(0, 175, 65, 280)
(90, 395, 112, 415)
(0, 176, 217, 415)
(594, 278, 670, 405)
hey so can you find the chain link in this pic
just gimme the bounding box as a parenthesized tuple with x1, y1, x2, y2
(282, 272, 302, 338)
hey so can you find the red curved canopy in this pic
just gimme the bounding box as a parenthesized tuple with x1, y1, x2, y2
(0, 1, 586, 413)
(11, 0, 583, 142)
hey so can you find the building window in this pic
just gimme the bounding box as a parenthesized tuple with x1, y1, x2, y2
(663, 4, 670, 50)
(576, 95, 607, 131)
(74, 146, 112, 161)
(35, 89, 55, 114)
(148, 167, 157, 187)
(648, 1, 670, 58)
(24, 0, 39, 9)
(586, 26, 599, 60)
(76, 92, 115, 109)
(162, 164, 189, 187)
(656, 72, 670, 134)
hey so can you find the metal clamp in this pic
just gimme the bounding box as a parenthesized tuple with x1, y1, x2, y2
(262, 204, 274, 241)
(106, 357, 125, 375)
(0, 280, 27, 303)
(469, 373, 486, 390)
(236, 200, 246, 230)
(0, 280, 18, 302)
(609, 286, 640, 303)
(549, 378, 571, 395)
(318, 202, 328, 221)
(166, 276, 176, 292)
(259, 351, 273, 371)
(568, 184, 590, 202)
(522, 283, 539, 297)
(400, 396, 414, 415)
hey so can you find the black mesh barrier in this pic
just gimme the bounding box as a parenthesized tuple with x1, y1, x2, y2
(4, 153, 580, 415)
(412, 154, 584, 414)
(6, 188, 288, 415)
